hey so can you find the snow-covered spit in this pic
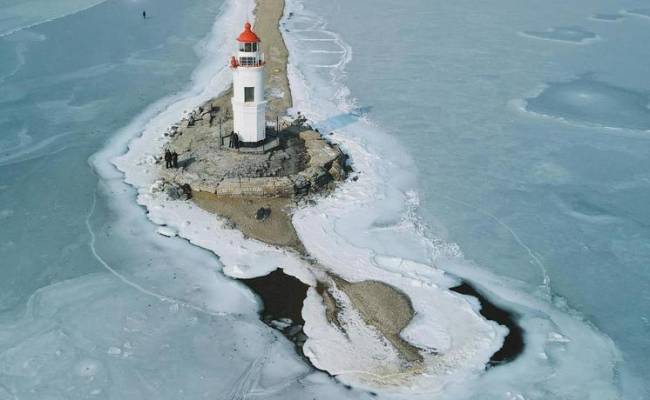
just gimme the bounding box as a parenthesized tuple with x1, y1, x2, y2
(91, 0, 625, 398)
(96, 0, 504, 394)
(104, 0, 507, 394)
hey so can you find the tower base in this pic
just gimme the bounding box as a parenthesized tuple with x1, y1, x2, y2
(224, 132, 280, 154)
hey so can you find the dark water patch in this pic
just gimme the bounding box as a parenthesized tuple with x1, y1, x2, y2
(451, 282, 524, 366)
(240, 268, 310, 354)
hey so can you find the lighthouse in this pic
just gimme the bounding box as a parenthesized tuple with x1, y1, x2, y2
(230, 22, 267, 144)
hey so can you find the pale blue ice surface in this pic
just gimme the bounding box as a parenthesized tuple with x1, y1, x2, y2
(289, 0, 650, 397)
(526, 75, 650, 130)
(0, 0, 221, 313)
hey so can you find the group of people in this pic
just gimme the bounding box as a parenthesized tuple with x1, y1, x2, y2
(229, 132, 241, 149)
(164, 149, 179, 169)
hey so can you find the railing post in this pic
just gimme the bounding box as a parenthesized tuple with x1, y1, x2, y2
(219, 118, 223, 147)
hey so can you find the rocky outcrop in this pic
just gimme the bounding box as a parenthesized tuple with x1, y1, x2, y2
(328, 162, 345, 182)
(298, 129, 346, 192)
(158, 105, 346, 198)
(150, 180, 192, 201)
(302, 131, 343, 171)
(298, 166, 331, 190)
(298, 130, 321, 141)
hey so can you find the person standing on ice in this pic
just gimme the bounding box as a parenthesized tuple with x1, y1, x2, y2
(142, 10, 146, 19)
(164, 149, 172, 168)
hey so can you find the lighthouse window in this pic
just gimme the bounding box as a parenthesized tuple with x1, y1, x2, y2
(244, 87, 255, 102)
(240, 42, 257, 52)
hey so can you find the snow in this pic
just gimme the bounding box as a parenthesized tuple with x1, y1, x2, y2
(156, 226, 177, 237)
(302, 287, 406, 384)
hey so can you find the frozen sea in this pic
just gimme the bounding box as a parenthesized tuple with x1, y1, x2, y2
(0, 0, 648, 399)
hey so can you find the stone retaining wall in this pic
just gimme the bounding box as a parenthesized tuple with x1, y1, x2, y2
(215, 176, 294, 197)
(163, 129, 346, 198)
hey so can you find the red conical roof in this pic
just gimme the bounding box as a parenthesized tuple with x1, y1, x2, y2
(237, 22, 260, 43)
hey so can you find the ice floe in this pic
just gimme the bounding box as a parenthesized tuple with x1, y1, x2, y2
(520, 26, 598, 44)
(590, 13, 624, 22)
(156, 226, 178, 237)
(624, 8, 650, 19)
(0, 0, 108, 38)
(523, 76, 650, 131)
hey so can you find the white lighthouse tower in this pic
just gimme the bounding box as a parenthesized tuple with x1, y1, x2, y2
(230, 22, 267, 144)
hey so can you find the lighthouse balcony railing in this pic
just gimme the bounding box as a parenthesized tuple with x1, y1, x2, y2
(238, 59, 264, 67)
(237, 53, 265, 67)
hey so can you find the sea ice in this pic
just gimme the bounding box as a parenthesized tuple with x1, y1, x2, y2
(524, 76, 650, 131)
(590, 13, 624, 22)
(0, 209, 13, 219)
(0, 273, 353, 399)
(520, 26, 598, 44)
(106, 346, 122, 356)
(156, 226, 177, 237)
(285, 6, 506, 390)
(0, 0, 108, 37)
(302, 287, 405, 384)
(282, 0, 629, 397)
(624, 8, 650, 19)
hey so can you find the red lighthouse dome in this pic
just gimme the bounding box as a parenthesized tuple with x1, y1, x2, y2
(236, 22, 260, 43)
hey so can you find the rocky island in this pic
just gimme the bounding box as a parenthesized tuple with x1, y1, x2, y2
(157, 107, 348, 250)
(146, 0, 428, 374)
(125, 0, 521, 389)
